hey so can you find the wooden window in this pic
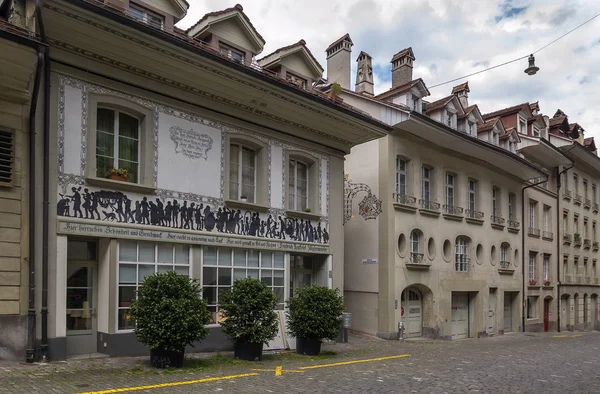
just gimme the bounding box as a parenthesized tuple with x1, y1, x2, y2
(0, 128, 14, 186)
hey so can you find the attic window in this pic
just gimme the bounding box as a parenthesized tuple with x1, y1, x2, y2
(286, 72, 307, 89)
(0, 129, 14, 187)
(219, 43, 245, 63)
(519, 118, 527, 134)
(533, 127, 540, 137)
(129, 4, 164, 29)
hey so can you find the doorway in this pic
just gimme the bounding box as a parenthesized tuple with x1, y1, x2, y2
(503, 292, 513, 332)
(543, 298, 551, 332)
(451, 292, 469, 340)
(400, 287, 422, 337)
(591, 295, 598, 329)
(66, 239, 98, 357)
(488, 288, 497, 334)
(290, 255, 314, 298)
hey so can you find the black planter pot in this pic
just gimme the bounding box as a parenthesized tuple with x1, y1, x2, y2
(296, 337, 322, 356)
(233, 341, 263, 361)
(150, 348, 185, 368)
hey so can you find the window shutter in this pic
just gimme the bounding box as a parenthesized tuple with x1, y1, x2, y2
(0, 129, 14, 186)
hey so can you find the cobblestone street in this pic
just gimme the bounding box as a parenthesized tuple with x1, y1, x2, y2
(1, 332, 600, 393)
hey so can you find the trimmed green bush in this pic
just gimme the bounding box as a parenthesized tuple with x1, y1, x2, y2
(129, 271, 212, 352)
(286, 285, 345, 341)
(218, 278, 279, 345)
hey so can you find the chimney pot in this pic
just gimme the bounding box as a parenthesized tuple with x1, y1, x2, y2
(391, 47, 415, 88)
(326, 34, 353, 90)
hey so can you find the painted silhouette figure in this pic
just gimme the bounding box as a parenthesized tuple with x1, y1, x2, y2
(165, 202, 173, 227)
(156, 199, 164, 226)
(278, 216, 286, 240)
(82, 189, 92, 219)
(68, 187, 83, 218)
(181, 201, 189, 229)
(266, 215, 273, 238)
(172, 200, 180, 228)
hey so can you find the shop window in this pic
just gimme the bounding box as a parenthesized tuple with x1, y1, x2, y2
(117, 241, 190, 330)
(202, 247, 285, 324)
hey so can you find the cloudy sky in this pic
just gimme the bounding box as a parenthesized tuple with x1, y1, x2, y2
(178, 0, 600, 138)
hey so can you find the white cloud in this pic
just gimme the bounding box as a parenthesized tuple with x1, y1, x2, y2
(178, 0, 600, 139)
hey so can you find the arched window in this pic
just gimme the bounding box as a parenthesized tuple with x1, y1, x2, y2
(455, 237, 468, 272)
(500, 243, 510, 269)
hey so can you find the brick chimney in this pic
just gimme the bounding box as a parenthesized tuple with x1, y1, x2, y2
(326, 34, 353, 90)
(452, 82, 470, 108)
(391, 47, 415, 88)
(355, 51, 374, 96)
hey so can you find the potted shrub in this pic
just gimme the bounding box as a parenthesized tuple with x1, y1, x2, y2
(574, 232, 581, 243)
(528, 279, 538, 286)
(304, 208, 312, 213)
(218, 278, 279, 361)
(544, 280, 552, 286)
(328, 82, 344, 103)
(106, 168, 128, 182)
(129, 271, 211, 368)
(286, 285, 345, 356)
(240, 195, 248, 203)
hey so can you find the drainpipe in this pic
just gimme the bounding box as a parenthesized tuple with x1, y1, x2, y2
(26, 0, 46, 364)
(556, 163, 574, 333)
(522, 177, 548, 333)
(36, 0, 51, 362)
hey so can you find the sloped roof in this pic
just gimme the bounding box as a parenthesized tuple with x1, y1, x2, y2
(482, 102, 532, 120)
(375, 78, 430, 100)
(391, 47, 415, 62)
(326, 33, 353, 51)
(549, 115, 568, 128)
(529, 101, 539, 112)
(356, 51, 372, 60)
(425, 95, 456, 114)
(478, 117, 501, 133)
(584, 137, 596, 151)
(186, 4, 266, 52)
(257, 39, 324, 76)
(452, 81, 469, 94)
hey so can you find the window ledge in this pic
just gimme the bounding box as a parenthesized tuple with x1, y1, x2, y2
(285, 210, 321, 221)
(224, 199, 270, 212)
(527, 285, 541, 290)
(419, 209, 441, 217)
(491, 223, 505, 231)
(465, 218, 484, 225)
(393, 203, 417, 213)
(508, 227, 520, 234)
(542, 285, 554, 290)
(498, 268, 515, 275)
(85, 177, 156, 194)
(442, 213, 463, 222)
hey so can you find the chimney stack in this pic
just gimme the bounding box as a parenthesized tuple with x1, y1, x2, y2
(452, 82, 470, 108)
(326, 34, 353, 90)
(355, 51, 374, 96)
(391, 47, 415, 88)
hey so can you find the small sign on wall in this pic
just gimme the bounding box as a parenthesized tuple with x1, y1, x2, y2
(362, 258, 378, 264)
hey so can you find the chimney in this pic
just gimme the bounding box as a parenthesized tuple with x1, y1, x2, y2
(391, 47, 415, 88)
(452, 82, 470, 108)
(355, 51, 374, 96)
(326, 34, 353, 90)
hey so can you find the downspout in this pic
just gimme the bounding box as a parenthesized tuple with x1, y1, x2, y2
(522, 177, 548, 332)
(36, 0, 51, 362)
(556, 163, 574, 333)
(26, 0, 46, 364)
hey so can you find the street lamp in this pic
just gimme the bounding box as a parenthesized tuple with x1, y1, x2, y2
(524, 54, 540, 76)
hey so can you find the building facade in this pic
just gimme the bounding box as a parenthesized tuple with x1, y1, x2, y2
(0, 0, 41, 361)
(4, 0, 391, 360)
(339, 46, 545, 340)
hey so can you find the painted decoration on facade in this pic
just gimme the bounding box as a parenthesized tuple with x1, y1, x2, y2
(343, 174, 382, 224)
(169, 126, 213, 160)
(57, 187, 329, 244)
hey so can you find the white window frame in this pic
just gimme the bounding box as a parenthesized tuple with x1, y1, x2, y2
(446, 111, 453, 128)
(584, 179, 588, 198)
(96, 107, 141, 183)
(129, 3, 164, 29)
(229, 143, 257, 202)
(421, 166, 431, 202)
(528, 252, 536, 281)
(468, 179, 476, 212)
(219, 43, 245, 63)
(396, 158, 408, 197)
(455, 237, 468, 272)
(116, 241, 191, 332)
(574, 173, 579, 194)
(543, 255, 549, 281)
(288, 158, 309, 211)
(500, 245, 508, 262)
(543, 206, 550, 232)
(529, 201, 536, 229)
(412, 95, 419, 111)
(508, 193, 515, 221)
(492, 187, 498, 216)
(202, 247, 285, 325)
(445, 173, 455, 207)
(410, 231, 420, 254)
(468, 122, 474, 136)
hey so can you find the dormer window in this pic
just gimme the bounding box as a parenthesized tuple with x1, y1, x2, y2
(412, 95, 419, 111)
(219, 43, 245, 63)
(533, 127, 540, 137)
(446, 111, 453, 128)
(468, 122, 474, 136)
(286, 72, 307, 89)
(519, 118, 527, 134)
(129, 4, 164, 29)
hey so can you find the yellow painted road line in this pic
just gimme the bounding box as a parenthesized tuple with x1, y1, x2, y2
(252, 368, 305, 374)
(275, 366, 282, 376)
(298, 354, 410, 370)
(78, 373, 259, 394)
(553, 335, 568, 338)
(572, 334, 583, 337)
